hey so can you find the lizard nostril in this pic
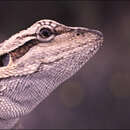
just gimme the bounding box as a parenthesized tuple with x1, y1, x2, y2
(75, 29, 86, 36)
(76, 32, 80, 36)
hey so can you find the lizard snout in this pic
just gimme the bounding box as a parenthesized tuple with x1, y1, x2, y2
(74, 27, 103, 41)
(88, 29, 103, 40)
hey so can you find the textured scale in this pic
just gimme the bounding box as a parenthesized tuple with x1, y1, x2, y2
(0, 19, 103, 129)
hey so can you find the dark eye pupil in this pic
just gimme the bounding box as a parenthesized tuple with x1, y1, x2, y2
(40, 28, 52, 38)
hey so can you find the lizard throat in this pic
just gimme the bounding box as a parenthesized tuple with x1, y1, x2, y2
(0, 39, 38, 67)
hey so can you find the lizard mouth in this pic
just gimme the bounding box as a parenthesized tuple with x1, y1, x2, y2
(0, 39, 38, 67)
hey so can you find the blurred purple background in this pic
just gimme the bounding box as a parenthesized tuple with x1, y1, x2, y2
(0, 1, 130, 129)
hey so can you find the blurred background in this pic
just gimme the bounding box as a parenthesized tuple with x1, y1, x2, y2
(0, 1, 130, 129)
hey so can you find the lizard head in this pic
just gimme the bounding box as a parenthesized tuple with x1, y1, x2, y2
(0, 19, 103, 79)
(0, 20, 103, 120)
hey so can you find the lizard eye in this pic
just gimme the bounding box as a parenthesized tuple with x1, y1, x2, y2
(39, 28, 53, 38)
(37, 27, 54, 42)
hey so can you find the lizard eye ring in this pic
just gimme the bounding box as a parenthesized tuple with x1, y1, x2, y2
(36, 26, 55, 42)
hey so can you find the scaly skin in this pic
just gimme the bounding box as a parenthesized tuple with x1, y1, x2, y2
(0, 19, 103, 129)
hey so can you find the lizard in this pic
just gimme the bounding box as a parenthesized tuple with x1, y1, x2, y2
(0, 19, 103, 129)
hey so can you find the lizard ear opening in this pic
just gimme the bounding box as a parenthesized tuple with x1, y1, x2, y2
(0, 53, 10, 67)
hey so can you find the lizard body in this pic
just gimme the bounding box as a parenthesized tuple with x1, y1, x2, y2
(0, 19, 103, 129)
